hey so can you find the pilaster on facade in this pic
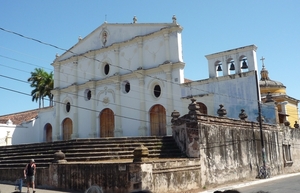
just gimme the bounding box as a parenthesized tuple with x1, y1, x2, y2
(163, 32, 170, 61)
(113, 45, 120, 75)
(90, 81, 97, 137)
(137, 37, 144, 70)
(53, 64, 61, 88)
(71, 85, 79, 138)
(138, 77, 147, 135)
(114, 79, 123, 137)
(53, 89, 61, 141)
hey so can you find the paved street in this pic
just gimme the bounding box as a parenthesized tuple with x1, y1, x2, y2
(0, 182, 80, 193)
(199, 172, 300, 193)
(2, 173, 300, 193)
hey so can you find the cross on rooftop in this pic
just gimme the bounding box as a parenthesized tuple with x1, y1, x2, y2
(260, 56, 265, 67)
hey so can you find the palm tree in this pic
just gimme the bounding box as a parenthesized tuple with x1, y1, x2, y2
(28, 68, 54, 108)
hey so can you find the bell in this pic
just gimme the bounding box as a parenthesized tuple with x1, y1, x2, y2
(229, 62, 235, 71)
(217, 64, 222, 71)
(241, 59, 248, 69)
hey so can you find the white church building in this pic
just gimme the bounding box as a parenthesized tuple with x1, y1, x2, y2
(0, 16, 269, 145)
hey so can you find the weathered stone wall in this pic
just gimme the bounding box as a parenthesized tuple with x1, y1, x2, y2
(172, 113, 300, 189)
(141, 159, 201, 193)
(0, 160, 202, 193)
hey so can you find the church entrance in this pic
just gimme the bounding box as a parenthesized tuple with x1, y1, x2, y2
(62, 118, 73, 140)
(44, 123, 52, 142)
(149, 104, 166, 136)
(100, 108, 114, 137)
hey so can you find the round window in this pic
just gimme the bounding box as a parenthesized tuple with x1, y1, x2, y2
(122, 81, 130, 94)
(84, 89, 92, 101)
(66, 102, 71, 113)
(153, 85, 161, 98)
(104, 63, 110, 75)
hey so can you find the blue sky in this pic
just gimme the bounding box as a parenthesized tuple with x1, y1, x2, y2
(0, 1, 299, 116)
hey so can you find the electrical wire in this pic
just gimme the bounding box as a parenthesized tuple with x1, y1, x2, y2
(0, 27, 299, 121)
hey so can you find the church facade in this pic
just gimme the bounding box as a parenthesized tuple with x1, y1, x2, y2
(1, 16, 297, 145)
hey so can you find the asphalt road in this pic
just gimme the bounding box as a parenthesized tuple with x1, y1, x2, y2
(199, 172, 300, 193)
(237, 173, 300, 193)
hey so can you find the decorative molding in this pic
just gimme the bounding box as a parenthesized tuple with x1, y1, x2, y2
(97, 86, 115, 106)
(55, 25, 182, 65)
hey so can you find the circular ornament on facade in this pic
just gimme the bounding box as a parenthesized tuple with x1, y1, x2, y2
(102, 97, 110, 106)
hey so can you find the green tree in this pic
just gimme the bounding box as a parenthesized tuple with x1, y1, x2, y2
(28, 68, 54, 108)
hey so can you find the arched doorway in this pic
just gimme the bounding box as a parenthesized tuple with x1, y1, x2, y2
(149, 104, 166, 136)
(100, 108, 114, 137)
(44, 123, 52, 142)
(62, 118, 73, 140)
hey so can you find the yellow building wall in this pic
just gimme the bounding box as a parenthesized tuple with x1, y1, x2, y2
(261, 87, 286, 95)
(286, 103, 299, 128)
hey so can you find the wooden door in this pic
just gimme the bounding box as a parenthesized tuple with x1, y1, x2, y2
(45, 123, 52, 142)
(100, 108, 114, 137)
(63, 118, 73, 140)
(150, 105, 166, 136)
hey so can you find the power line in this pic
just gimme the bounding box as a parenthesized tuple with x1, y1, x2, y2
(0, 26, 264, 104)
(1, 27, 299, 121)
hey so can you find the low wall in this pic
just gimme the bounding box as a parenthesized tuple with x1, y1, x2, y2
(141, 159, 201, 192)
(172, 113, 300, 189)
(0, 159, 201, 193)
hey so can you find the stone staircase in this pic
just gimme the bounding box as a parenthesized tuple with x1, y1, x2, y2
(0, 136, 184, 169)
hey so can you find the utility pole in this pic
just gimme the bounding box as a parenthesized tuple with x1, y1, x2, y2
(255, 66, 268, 178)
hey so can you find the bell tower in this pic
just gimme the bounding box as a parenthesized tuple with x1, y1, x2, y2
(205, 45, 258, 78)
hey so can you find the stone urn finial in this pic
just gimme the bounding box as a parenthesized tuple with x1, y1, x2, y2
(133, 16, 137, 23)
(239, 109, 248, 121)
(217, 104, 227, 117)
(171, 110, 180, 124)
(284, 121, 290, 126)
(172, 15, 177, 24)
(133, 144, 149, 163)
(294, 121, 299, 129)
(53, 150, 67, 163)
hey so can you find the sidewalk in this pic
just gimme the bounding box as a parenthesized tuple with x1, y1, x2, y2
(0, 183, 81, 193)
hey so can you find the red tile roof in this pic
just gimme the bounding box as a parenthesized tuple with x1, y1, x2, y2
(0, 109, 40, 125)
(184, 78, 192, 83)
